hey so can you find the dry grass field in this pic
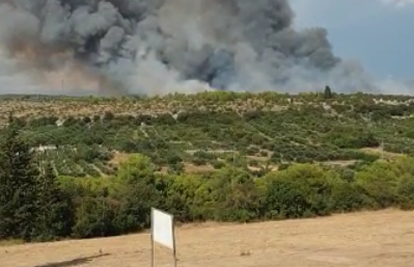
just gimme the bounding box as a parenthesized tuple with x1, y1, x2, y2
(2, 209, 414, 267)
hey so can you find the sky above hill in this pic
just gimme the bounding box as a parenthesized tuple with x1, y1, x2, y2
(290, 0, 414, 81)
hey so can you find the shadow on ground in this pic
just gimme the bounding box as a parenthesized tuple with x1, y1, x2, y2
(32, 253, 111, 267)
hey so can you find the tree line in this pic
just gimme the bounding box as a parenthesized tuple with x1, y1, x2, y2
(1, 115, 414, 242)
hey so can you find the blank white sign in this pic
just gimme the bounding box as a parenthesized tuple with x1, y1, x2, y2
(152, 208, 174, 250)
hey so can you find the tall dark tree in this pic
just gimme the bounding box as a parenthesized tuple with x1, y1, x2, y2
(35, 162, 74, 240)
(0, 114, 40, 240)
(324, 85, 333, 99)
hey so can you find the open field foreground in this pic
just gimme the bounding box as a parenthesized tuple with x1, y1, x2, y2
(2, 209, 414, 267)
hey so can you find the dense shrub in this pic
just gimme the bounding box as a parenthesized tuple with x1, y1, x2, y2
(1, 153, 407, 243)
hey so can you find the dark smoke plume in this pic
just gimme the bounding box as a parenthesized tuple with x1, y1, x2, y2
(0, 0, 409, 95)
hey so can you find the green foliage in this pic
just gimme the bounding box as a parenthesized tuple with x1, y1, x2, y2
(264, 178, 312, 219)
(2, 147, 414, 242)
(0, 117, 40, 241)
(10, 91, 414, 177)
(71, 196, 117, 238)
(3, 92, 414, 243)
(262, 164, 339, 217)
(34, 163, 74, 241)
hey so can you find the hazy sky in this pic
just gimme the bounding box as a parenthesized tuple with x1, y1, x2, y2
(290, 0, 414, 81)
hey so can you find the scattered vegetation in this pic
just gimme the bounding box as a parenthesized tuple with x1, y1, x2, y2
(1, 90, 414, 242)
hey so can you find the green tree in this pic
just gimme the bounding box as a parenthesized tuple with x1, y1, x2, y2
(35, 162, 75, 240)
(112, 154, 161, 233)
(355, 161, 399, 208)
(72, 196, 117, 238)
(263, 178, 312, 219)
(324, 85, 333, 99)
(201, 167, 260, 222)
(263, 164, 340, 217)
(0, 115, 40, 240)
(163, 174, 202, 221)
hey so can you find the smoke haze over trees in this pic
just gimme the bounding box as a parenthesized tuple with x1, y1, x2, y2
(0, 0, 411, 96)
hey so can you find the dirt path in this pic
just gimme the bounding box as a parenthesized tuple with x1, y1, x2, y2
(2, 209, 414, 267)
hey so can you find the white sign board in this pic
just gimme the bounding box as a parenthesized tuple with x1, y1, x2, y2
(151, 208, 175, 250)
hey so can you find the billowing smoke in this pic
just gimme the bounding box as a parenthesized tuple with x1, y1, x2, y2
(0, 0, 409, 95)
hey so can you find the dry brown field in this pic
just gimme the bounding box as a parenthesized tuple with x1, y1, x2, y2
(2, 209, 414, 267)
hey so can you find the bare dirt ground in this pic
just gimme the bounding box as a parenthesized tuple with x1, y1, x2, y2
(2, 209, 414, 267)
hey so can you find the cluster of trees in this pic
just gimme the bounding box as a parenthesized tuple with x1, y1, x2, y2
(1, 114, 414, 242)
(0, 116, 73, 241)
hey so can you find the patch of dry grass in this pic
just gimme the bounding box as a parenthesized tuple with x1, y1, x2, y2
(0, 239, 24, 247)
(360, 147, 405, 159)
(2, 209, 414, 267)
(108, 151, 131, 165)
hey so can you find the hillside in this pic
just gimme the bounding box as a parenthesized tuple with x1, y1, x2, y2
(1, 91, 414, 177)
(2, 209, 414, 267)
(1, 90, 414, 243)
